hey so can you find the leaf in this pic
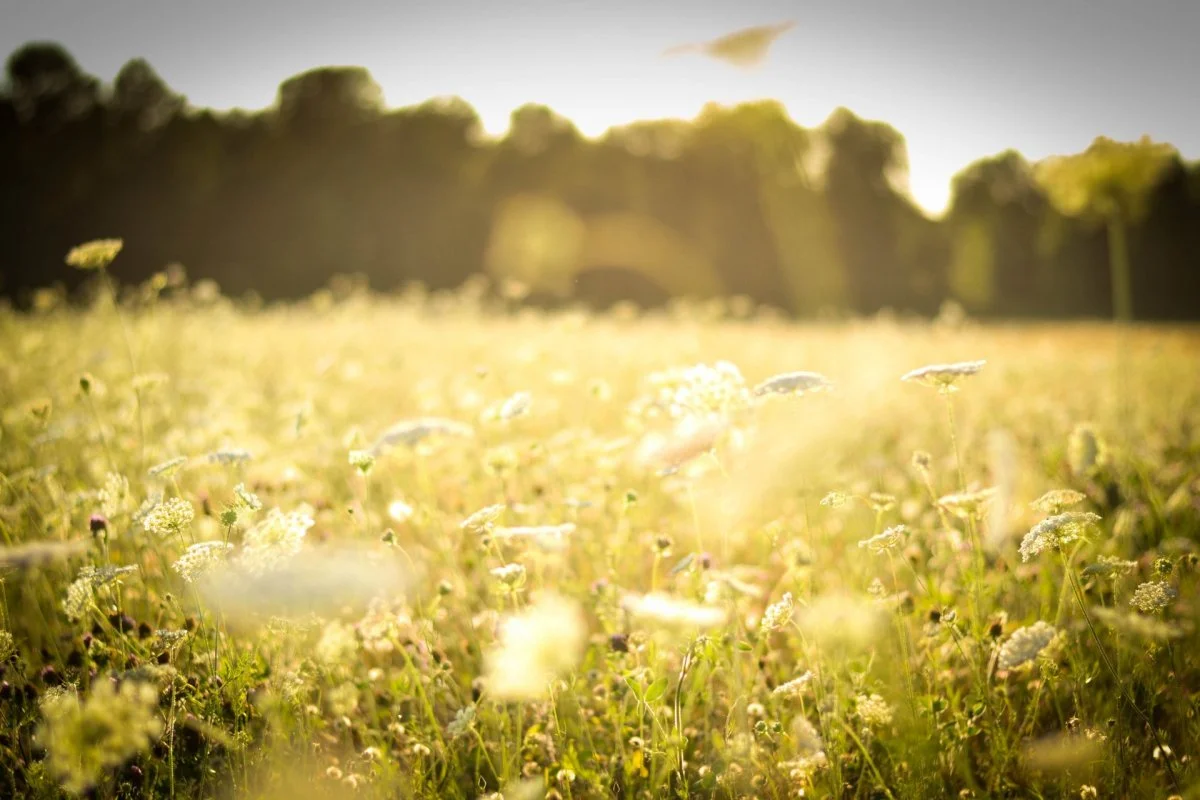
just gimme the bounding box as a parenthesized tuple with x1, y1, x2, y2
(644, 676, 669, 703)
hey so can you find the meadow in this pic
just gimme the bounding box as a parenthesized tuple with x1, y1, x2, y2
(1, 255, 1198, 799)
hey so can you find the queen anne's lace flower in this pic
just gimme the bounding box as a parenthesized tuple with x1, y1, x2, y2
(461, 504, 505, 534)
(938, 488, 998, 519)
(761, 592, 795, 631)
(752, 371, 832, 398)
(147, 456, 188, 478)
(62, 565, 139, 620)
(98, 473, 130, 519)
(628, 361, 751, 422)
(858, 525, 908, 554)
(855, 693, 894, 727)
(997, 620, 1057, 669)
(900, 360, 985, 392)
(1030, 489, 1087, 514)
(1130, 581, 1177, 614)
(1018, 512, 1101, 561)
(172, 541, 233, 583)
(772, 670, 814, 698)
(142, 497, 195, 538)
(238, 507, 313, 575)
(370, 417, 474, 454)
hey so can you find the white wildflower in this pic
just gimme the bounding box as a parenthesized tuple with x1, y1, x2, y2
(171, 541, 233, 583)
(621, 592, 728, 630)
(207, 449, 252, 465)
(461, 503, 505, 534)
(772, 670, 814, 699)
(900, 360, 986, 392)
(1031, 489, 1088, 515)
(1129, 581, 1177, 614)
(484, 593, 586, 700)
(820, 491, 850, 508)
(938, 488, 998, 519)
(387, 499, 414, 523)
(316, 620, 359, 664)
(490, 563, 527, 591)
(233, 483, 262, 512)
(1018, 512, 1101, 561)
(761, 592, 795, 632)
(492, 523, 576, 550)
(752, 371, 832, 398)
(238, 507, 313, 575)
(97, 473, 130, 518)
(858, 525, 908, 554)
(628, 360, 751, 422)
(370, 417, 474, 454)
(496, 391, 532, 421)
(147, 456, 188, 479)
(855, 693, 894, 728)
(997, 621, 1057, 669)
(142, 497, 194, 538)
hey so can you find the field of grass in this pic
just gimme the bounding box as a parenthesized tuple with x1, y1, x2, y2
(1, 274, 1198, 799)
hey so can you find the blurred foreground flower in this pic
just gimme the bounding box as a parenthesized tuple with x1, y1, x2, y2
(752, 370, 832, 398)
(38, 680, 162, 793)
(198, 544, 410, 622)
(621, 591, 728, 630)
(484, 593, 585, 700)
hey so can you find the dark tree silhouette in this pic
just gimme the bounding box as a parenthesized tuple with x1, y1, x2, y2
(2, 42, 1198, 321)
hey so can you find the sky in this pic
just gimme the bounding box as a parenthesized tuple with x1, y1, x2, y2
(4, 0, 1198, 215)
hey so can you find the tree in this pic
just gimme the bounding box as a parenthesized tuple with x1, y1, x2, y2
(275, 66, 385, 135)
(4, 42, 100, 127)
(111, 58, 185, 131)
(1035, 136, 1177, 321)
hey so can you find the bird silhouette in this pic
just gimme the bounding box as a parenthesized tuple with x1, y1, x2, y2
(662, 20, 797, 68)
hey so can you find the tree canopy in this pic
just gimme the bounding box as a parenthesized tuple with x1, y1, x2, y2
(2, 42, 1197, 319)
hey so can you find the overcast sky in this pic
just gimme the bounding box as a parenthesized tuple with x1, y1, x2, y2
(4, 0, 1198, 214)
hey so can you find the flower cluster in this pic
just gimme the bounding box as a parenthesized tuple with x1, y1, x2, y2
(238, 507, 314, 575)
(900, 360, 986, 392)
(1129, 581, 1177, 614)
(172, 541, 234, 583)
(1018, 512, 1101, 561)
(761, 592, 795, 632)
(855, 693, 894, 728)
(858, 525, 908, 554)
(142, 497, 195, 538)
(629, 360, 751, 422)
(997, 620, 1057, 669)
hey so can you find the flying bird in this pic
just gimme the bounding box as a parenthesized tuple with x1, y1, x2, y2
(662, 20, 797, 68)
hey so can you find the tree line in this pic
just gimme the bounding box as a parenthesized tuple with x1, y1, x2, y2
(2, 43, 1197, 319)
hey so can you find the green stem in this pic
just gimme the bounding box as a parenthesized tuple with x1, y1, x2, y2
(1063, 558, 1178, 791)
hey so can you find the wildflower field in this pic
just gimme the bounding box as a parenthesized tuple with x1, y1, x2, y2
(2, 265, 1199, 799)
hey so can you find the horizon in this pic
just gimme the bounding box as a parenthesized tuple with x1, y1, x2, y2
(5, 0, 1199, 216)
